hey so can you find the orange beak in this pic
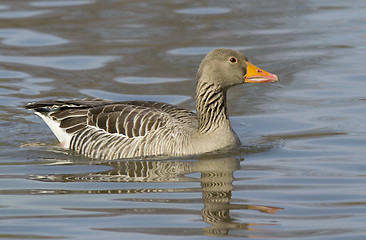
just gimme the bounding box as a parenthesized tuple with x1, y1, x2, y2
(244, 62, 279, 83)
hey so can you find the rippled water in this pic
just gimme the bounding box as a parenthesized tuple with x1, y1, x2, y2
(1, 0, 366, 239)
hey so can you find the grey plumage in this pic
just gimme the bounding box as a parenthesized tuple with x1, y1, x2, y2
(24, 48, 278, 160)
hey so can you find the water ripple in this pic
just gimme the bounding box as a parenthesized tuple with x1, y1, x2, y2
(0, 69, 30, 79)
(176, 7, 231, 15)
(0, 28, 68, 47)
(30, 0, 95, 7)
(0, 55, 119, 70)
(167, 46, 253, 56)
(1, 77, 54, 96)
(114, 76, 189, 85)
(0, 10, 50, 19)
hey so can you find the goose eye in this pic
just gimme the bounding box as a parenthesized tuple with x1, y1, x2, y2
(229, 57, 237, 63)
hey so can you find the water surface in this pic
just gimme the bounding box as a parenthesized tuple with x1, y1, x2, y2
(1, 0, 366, 239)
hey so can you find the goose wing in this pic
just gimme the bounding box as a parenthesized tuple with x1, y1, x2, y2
(25, 99, 197, 148)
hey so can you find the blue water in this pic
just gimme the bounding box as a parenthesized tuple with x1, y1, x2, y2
(1, 0, 366, 239)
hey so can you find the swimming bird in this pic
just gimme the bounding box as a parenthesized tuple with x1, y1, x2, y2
(24, 48, 278, 160)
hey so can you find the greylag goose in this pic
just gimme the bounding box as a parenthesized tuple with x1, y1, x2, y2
(24, 48, 278, 160)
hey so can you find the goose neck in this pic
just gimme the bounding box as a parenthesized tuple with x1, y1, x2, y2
(195, 81, 228, 133)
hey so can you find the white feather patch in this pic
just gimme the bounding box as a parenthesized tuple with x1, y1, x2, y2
(34, 112, 72, 149)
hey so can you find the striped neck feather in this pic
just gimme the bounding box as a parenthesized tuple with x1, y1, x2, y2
(195, 81, 228, 133)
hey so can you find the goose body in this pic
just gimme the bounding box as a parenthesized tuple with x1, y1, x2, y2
(25, 49, 278, 160)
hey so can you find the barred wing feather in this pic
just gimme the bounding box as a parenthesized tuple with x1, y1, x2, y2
(25, 99, 197, 159)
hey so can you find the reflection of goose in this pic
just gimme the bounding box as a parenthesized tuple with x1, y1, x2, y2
(25, 48, 278, 160)
(199, 158, 282, 237)
(31, 157, 282, 237)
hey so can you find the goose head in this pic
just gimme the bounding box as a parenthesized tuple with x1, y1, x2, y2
(196, 48, 279, 90)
